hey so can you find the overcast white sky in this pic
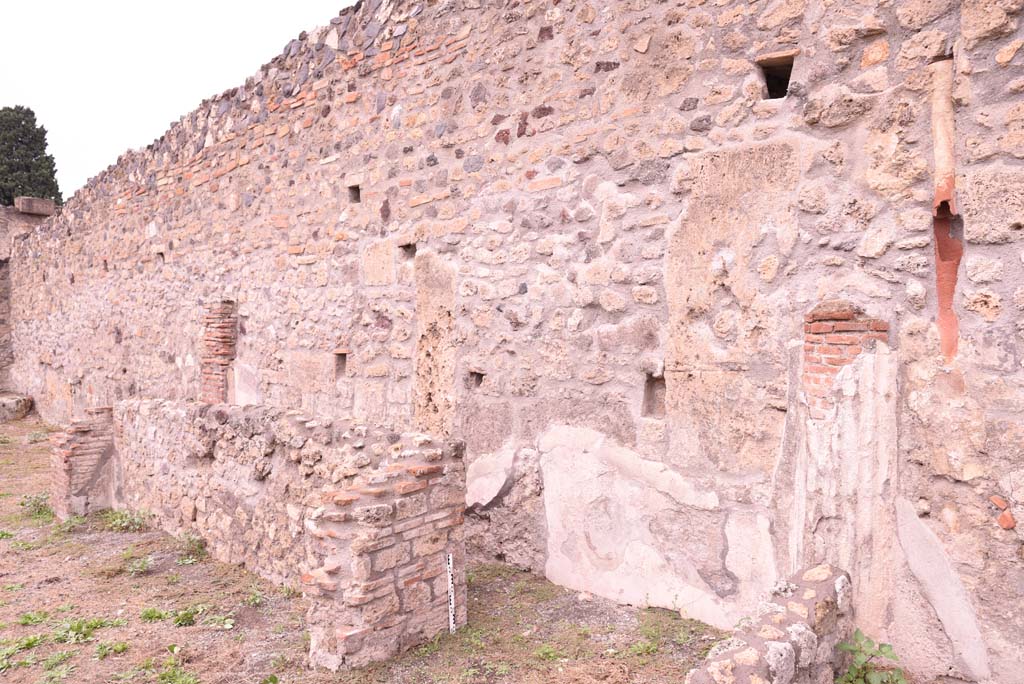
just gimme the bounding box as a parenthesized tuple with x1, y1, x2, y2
(2, 1, 353, 198)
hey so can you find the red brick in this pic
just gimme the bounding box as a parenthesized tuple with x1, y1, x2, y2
(407, 464, 443, 477)
(804, 364, 838, 375)
(395, 481, 428, 495)
(833, 320, 870, 332)
(998, 509, 1016, 530)
(990, 495, 1009, 510)
(824, 334, 862, 345)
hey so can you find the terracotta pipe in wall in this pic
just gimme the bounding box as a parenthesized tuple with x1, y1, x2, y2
(929, 58, 961, 363)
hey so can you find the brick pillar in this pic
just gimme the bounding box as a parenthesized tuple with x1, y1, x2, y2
(802, 301, 889, 420)
(51, 407, 115, 519)
(200, 301, 237, 404)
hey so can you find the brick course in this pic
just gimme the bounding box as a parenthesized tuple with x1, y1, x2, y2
(111, 399, 466, 669)
(802, 301, 890, 420)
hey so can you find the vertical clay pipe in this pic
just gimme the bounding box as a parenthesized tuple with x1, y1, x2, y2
(929, 58, 961, 363)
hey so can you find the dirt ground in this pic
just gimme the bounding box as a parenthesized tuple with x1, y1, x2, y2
(0, 414, 724, 684)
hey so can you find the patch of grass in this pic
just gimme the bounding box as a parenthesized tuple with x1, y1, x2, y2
(39, 664, 76, 683)
(281, 585, 301, 599)
(511, 578, 561, 603)
(493, 662, 512, 676)
(27, 431, 51, 444)
(157, 645, 200, 684)
(204, 613, 235, 630)
(0, 633, 47, 672)
(534, 644, 563, 661)
(126, 555, 154, 576)
(0, 434, 12, 445)
(458, 626, 487, 652)
(95, 641, 129, 660)
(101, 509, 148, 532)
(140, 607, 170, 622)
(629, 639, 659, 656)
(0, 530, 12, 539)
(52, 616, 125, 644)
(176, 534, 206, 565)
(467, 563, 522, 587)
(3, 583, 24, 592)
(10, 539, 43, 551)
(172, 604, 210, 627)
(53, 515, 86, 536)
(243, 584, 265, 608)
(414, 633, 443, 657)
(18, 493, 53, 523)
(42, 650, 74, 669)
(18, 610, 49, 625)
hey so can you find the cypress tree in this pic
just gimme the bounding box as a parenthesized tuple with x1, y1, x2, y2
(0, 106, 61, 206)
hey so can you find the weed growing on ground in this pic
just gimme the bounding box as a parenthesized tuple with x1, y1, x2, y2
(53, 515, 86, 536)
(27, 431, 50, 444)
(172, 604, 210, 627)
(176, 534, 206, 565)
(458, 626, 487, 652)
(3, 583, 24, 592)
(11, 539, 43, 551)
(157, 645, 200, 684)
(126, 555, 153, 576)
(17, 610, 48, 625)
(101, 510, 148, 532)
(141, 608, 170, 622)
(204, 613, 235, 630)
(243, 584, 265, 608)
(42, 650, 74, 669)
(43, 666, 74, 682)
(837, 629, 907, 684)
(414, 634, 443, 657)
(95, 641, 129, 660)
(38, 663, 76, 683)
(52, 617, 125, 644)
(629, 640, 659, 657)
(0, 435, 11, 445)
(0, 633, 47, 672)
(18, 493, 53, 522)
(534, 644, 563, 661)
(0, 530, 12, 539)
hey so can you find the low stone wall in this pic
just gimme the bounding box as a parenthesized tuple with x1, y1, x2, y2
(54, 399, 466, 669)
(685, 564, 853, 684)
(0, 393, 32, 422)
(50, 407, 116, 519)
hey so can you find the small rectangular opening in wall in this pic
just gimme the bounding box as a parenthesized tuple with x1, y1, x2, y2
(756, 51, 796, 99)
(399, 242, 417, 260)
(348, 185, 361, 203)
(642, 373, 666, 418)
(467, 371, 485, 389)
(334, 351, 348, 379)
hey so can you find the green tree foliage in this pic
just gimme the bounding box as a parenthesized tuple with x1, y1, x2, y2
(0, 106, 61, 206)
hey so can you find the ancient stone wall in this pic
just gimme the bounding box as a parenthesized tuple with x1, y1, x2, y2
(686, 564, 854, 684)
(50, 407, 117, 519)
(0, 200, 53, 389)
(110, 399, 467, 669)
(10, 0, 1024, 680)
